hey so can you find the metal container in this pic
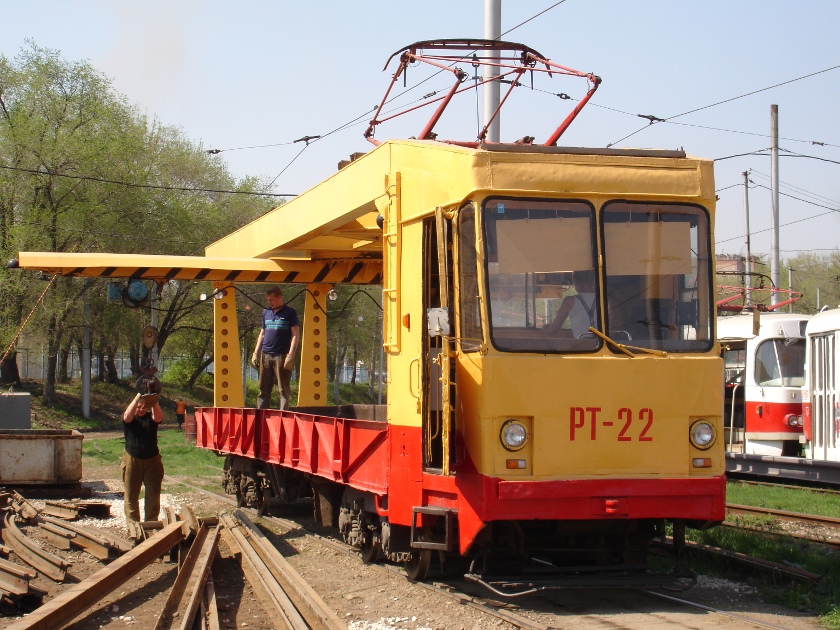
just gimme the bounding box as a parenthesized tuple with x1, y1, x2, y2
(0, 430, 83, 484)
(0, 392, 32, 429)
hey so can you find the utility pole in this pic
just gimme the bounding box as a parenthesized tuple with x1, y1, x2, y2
(743, 171, 752, 308)
(82, 281, 91, 419)
(788, 266, 795, 313)
(150, 283, 159, 367)
(483, 0, 501, 142)
(770, 105, 780, 306)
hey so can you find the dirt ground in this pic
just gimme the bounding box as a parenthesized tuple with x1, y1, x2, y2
(0, 456, 827, 630)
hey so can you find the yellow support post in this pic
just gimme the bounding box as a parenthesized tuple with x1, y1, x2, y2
(212, 282, 244, 407)
(297, 284, 329, 406)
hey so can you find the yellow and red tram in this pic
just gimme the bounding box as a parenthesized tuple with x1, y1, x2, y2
(14, 40, 725, 594)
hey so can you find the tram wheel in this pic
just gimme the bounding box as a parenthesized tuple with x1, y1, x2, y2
(405, 549, 432, 582)
(360, 535, 382, 564)
(235, 487, 245, 508)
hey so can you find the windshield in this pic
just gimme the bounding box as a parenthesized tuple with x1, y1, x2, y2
(755, 338, 806, 387)
(483, 198, 600, 352)
(602, 202, 713, 352)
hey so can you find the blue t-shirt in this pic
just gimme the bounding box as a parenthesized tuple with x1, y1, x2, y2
(261, 304, 299, 354)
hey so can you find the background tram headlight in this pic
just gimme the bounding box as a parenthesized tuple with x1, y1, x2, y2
(785, 414, 803, 428)
(690, 420, 716, 450)
(501, 420, 527, 451)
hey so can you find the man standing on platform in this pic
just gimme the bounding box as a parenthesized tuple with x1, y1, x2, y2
(251, 286, 300, 410)
(121, 393, 164, 523)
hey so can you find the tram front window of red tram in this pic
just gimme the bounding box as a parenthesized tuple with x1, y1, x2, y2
(755, 338, 806, 387)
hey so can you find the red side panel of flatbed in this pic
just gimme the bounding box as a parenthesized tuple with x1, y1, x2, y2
(195, 407, 390, 495)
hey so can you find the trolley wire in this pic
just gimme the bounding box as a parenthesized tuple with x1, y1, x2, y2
(748, 169, 840, 206)
(606, 63, 840, 148)
(0, 164, 293, 197)
(535, 85, 840, 149)
(716, 186, 840, 245)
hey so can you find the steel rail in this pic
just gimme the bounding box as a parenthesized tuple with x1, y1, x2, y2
(41, 502, 79, 520)
(727, 503, 840, 529)
(672, 539, 823, 582)
(2, 513, 68, 581)
(234, 509, 347, 630)
(10, 492, 40, 522)
(170, 478, 552, 630)
(220, 513, 311, 630)
(7, 520, 186, 630)
(155, 523, 220, 630)
(203, 573, 221, 630)
(644, 591, 795, 630)
(37, 522, 74, 551)
(41, 517, 112, 560)
(0, 557, 35, 596)
(721, 520, 840, 550)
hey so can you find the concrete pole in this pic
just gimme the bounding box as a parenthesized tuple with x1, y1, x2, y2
(789, 266, 794, 313)
(483, 0, 501, 142)
(151, 283, 159, 367)
(743, 171, 752, 307)
(770, 105, 780, 305)
(82, 281, 91, 419)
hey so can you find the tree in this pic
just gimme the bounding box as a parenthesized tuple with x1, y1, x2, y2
(0, 42, 275, 402)
(783, 251, 840, 314)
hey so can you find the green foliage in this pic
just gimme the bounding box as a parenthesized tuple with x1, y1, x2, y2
(161, 356, 210, 388)
(822, 607, 840, 629)
(331, 382, 383, 405)
(781, 252, 840, 314)
(0, 41, 277, 403)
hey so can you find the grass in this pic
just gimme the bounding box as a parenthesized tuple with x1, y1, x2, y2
(83, 429, 224, 477)
(726, 481, 840, 518)
(680, 481, 840, 627)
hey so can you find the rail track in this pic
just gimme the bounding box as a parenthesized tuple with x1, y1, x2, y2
(167, 476, 800, 630)
(725, 502, 840, 549)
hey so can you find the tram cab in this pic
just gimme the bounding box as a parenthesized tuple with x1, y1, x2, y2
(803, 308, 840, 462)
(717, 312, 809, 456)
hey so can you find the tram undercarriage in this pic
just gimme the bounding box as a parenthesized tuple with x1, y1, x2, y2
(223, 454, 697, 594)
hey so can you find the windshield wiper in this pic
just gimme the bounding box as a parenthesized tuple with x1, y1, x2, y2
(587, 327, 668, 358)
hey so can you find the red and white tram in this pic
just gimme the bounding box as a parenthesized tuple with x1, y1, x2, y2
(718, 312, 810, 456)
(803, 308, 840, 462)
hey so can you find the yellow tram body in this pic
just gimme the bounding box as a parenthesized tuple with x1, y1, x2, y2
(16, 138, 724, 589)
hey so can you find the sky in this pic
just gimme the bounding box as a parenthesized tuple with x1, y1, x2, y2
(1, 1, 838, 265)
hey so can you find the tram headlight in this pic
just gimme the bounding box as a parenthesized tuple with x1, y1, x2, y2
(785, 414, 803, 428)
(500, 420, 527, 451)
(689, 420, 716, 450)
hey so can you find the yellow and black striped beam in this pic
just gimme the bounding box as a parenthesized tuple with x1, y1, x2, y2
(14, 252, 382, 285)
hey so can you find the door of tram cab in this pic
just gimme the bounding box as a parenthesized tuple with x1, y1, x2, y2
(421, 208, 456, 474)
